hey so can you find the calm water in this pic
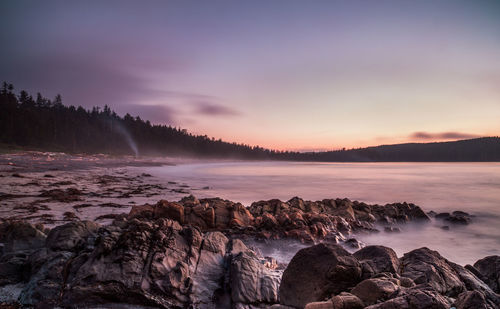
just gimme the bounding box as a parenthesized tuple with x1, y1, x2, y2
(141, 161, 500, 265)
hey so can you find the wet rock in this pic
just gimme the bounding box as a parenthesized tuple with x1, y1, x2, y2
(473, 255, 500, 293)
(351, 278, 399, 306)
(230, 250, 281, 305)
(353, 245, 400, 275)
(45, 221, 99, 252)
(279, 244, 362, 308)
(190, 231, 228, 306)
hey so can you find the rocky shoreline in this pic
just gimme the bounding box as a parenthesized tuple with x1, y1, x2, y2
(1, 196, 498, 308)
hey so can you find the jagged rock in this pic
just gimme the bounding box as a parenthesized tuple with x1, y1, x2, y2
(351, 278, 399, 305)
(45, 221, 99, 252)
(400, 247, 466, 296)
(353, 246, 400, 275)
(473, 255, 500, 293)
(154, 200, 185, 224)
(279, 244, 362, 308)
(400, 248, 500, 308)
(230, 250, 281, 305)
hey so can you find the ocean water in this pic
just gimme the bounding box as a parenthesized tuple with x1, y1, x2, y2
(140, 161, 500, 265)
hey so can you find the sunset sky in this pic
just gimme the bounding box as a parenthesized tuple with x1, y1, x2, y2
(1, 0, 500, 151)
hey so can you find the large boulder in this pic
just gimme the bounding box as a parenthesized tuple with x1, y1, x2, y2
(279, 244, 362, 308)
(473, 255, 500, 293)
(230, 251, 281, 305)
(400, 248, 500, 308)
(353, 246, 400, 275)
(400, 247, 465, 296)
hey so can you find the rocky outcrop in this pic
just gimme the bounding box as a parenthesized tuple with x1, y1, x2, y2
(0, 196, 495, 309)
(128, 196, 432, 244)
(0, 216, 281, 308)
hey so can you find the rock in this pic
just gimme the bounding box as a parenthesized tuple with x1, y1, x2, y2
(190, 231, 228, 306)
(473, 255, 500, 293)
(400, 247, 466, 297)
(435, 211, 471, 225)
(364, 287, 450, 309)
(344, 238, 364, 250)
(39, 188, 83, 202)
(435, 212, 450, 220)
(154, 200, 184, 224)
(331, 292, 364, 309)
(304, 301, 334, 309)
(230, 250, 281, 305)
(455, 290, 488, 309)
(279, 244, 362, 308)
(0, 221, 47, 253)
(353, 246, 400, 275)
(0, 252, 30, 285)
(18, 250, 73, 307)
(351, 278, 399, 306)
(445, 215, 471, 225)
(45, 221, 99, 252)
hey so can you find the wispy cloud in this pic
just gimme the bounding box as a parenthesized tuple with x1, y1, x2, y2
(410, 131, 480, 140)
(192, 100, 241, 117)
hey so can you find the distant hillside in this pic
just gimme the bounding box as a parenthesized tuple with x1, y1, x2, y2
(1, 83, 499, 161)
(293, 137, 500, 162)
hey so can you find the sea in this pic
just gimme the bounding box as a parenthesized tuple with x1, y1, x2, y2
(138, 161, 500, 265)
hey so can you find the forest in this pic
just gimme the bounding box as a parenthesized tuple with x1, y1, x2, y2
(1, 82, 499, 161)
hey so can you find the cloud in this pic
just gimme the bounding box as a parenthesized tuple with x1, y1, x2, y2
(192, 100, 241, 117)
(410, 131, 480, 140)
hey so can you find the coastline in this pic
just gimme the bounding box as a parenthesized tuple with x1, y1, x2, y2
(1, 152, 499, 308)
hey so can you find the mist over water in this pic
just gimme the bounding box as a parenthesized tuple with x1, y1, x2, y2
(141, 162, 500, 265)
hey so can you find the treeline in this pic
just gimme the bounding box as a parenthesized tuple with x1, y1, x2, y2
(293, 138, 500, 162)
(0, 82, 286, 158)
(1, 82, 499, 161)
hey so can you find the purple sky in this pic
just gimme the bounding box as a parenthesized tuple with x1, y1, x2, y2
(1, 0, 500, 150)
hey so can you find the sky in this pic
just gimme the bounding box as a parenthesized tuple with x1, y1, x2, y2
(1, 0, 500, 151)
